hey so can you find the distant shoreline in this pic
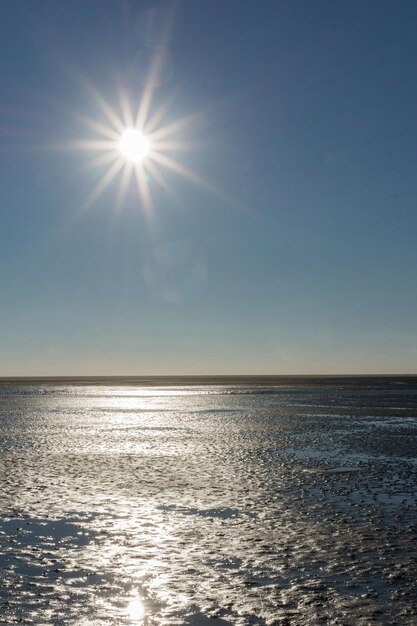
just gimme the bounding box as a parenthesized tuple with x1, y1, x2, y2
(1, 375, 417, 388)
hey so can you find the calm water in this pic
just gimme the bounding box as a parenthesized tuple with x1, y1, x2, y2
(1, 377, 416, 626)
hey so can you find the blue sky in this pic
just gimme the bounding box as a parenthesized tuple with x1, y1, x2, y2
(1, 0, 417, 375)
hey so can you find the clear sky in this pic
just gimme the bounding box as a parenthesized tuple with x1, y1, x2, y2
(1, 0, 417, 376)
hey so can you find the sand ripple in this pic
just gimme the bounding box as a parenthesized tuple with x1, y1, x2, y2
(0, 380, 416, 625)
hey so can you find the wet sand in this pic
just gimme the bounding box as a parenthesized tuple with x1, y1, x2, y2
(0, 378, 416, 625)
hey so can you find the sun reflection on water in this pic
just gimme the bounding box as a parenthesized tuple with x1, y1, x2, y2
(127, 596, 145, 622)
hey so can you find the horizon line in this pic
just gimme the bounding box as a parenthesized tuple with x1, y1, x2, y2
(1, 373, 416, 382)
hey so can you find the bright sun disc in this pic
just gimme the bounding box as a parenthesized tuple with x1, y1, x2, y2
(118, 128, 151, 163)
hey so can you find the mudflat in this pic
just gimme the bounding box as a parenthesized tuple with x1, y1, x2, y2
(1, 378, 416, 625)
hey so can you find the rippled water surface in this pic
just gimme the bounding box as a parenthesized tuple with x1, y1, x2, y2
(1, 377, 417, 625)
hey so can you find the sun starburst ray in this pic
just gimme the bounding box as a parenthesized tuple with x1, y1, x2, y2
(144, 89, 179, 135)
(118, 90, 134, 128)
(114, 162, 134, 216)
(134, 164, 153, 219)
(147, 111, 202, 143)
(80, 158, 125, 213)
(134, 3, 175, 131)
(150, 140, 198, 152)
(135, 78, 156, 133)
(150, 150, 241, 210)
(81, 76, 125, 133)
(74, 114, 121, 141)
(149, 150, 213, 189)
(82, 151, 120, 174)
(63, 139, 117, 152)
(145, 158, 184, 208)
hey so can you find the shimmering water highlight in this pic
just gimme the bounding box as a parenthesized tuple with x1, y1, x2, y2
(0, 377, 416, 625)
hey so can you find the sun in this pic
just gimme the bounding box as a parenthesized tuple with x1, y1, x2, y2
(118, 128, 151, 163)
(65, 73, 228, 218)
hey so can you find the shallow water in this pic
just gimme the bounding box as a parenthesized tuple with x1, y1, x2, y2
(0, 377, 416, 625)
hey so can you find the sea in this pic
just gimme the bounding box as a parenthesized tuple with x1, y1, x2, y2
(0, 376, 416, 626)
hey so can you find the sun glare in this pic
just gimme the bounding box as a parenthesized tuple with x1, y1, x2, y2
(67, 71, 229, 218)
(127, 596, 145, 622)
(118, 128, 151, 163)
